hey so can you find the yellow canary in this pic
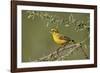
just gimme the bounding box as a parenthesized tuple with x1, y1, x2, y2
(50, 28, 74, 46)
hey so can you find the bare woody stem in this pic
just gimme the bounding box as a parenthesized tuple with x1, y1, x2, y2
(35, 43, 81, 61)
(35, 36, 89, 61)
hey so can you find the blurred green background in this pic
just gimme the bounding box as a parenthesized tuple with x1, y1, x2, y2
(22, 10, 90, 62)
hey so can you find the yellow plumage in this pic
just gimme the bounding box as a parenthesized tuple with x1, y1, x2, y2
(50, 28, 71, 45)
(52, 32, 66, 45)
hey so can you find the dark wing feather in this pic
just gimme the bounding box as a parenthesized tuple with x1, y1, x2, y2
(59, 34, 71, 42)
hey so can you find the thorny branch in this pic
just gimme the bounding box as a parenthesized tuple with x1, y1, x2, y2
(26, 11, 89, 61)
(35, 42, 89, 61)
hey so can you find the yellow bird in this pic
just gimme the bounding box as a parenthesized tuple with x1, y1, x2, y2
(50, 28, 74, 46)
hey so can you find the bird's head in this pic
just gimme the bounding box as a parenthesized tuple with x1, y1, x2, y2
(50, 28, 59, 34)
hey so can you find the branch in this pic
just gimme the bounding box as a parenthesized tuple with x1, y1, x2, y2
(35, 43, 81, 61)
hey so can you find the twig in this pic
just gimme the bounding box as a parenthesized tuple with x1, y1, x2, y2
(80, 47, 89, 59)
(57, 45, 79, 60)
(35, 43, 80, 61)
(79, 37, 89, 59)
(35, 36, 89, 61)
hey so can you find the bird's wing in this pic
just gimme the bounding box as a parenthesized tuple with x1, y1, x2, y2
(59, 34, 71, 41)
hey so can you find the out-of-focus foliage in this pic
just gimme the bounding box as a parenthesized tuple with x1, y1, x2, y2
(22, 10, 90, 62)
(26, 11, 90, 32)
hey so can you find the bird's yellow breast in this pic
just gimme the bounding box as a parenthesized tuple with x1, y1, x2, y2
(52, 32, 66, 45)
